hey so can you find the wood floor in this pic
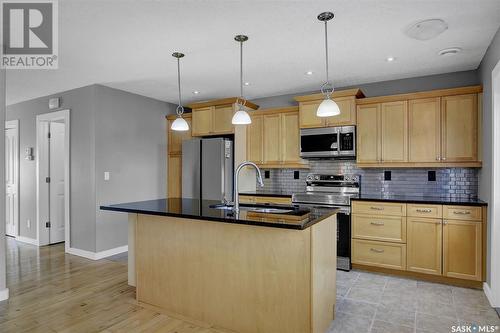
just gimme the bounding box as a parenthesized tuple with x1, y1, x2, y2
(0, 237, 226, 333)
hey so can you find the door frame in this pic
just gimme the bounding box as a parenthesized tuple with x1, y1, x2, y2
(5, 119, 19, 237)
(36, 110, 70, 251)
(490, 60, 500, 307)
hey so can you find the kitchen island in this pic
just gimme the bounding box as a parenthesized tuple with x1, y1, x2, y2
(101, 198, 337, 333)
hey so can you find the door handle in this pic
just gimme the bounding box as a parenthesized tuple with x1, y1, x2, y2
(416, 208, 432, 213)
(370, 248, 384, 253)
(453, 211, 471, 215)
(370, 206, 384, 211)
(370, 222, 385, 226)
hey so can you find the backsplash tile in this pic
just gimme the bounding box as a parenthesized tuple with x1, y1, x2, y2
(257, 160, 478, 198)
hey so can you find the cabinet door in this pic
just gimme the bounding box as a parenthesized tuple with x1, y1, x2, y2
(356, 104, 380, 163)
(281, 112, 301, 164)
(443, 219, 482, 281)
(381, 101, 408, 162)
(299, 101, 325, 128)
(168, 118, 192, 155)
(247, 115, 263, 164)
(441, 94, 478, 162)
(212, 104, 234, 134)
(263, 114, 281, 164)
(408, 98, 441, 163)
(167, 155, 182, 198)
(407, 217, 442, 275)
(325, 97, 356, 126)
(192, 107, 213, 136)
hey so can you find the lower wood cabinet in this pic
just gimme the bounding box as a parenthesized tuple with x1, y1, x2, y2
(239, 195, 292, 205)
(443, 219, 482, 281)
(352, 200, 485, 283)
(407, 217, 442, 276)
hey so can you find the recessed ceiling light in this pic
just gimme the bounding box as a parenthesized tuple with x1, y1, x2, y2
(386, 56, 396, 62)
(405, 19, 448, 41)
(305, 71, 314, 76)
(438, 47, 462, 56)
(244, 82, 250, 86)
(192, 90, 200, 95)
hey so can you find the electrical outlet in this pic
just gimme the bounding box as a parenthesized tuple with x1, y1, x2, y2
(428, 170, 436, 181)
(27, 219, 31, 229)
(294, 171, 300, 179)
(264, 170, 270, 179)
(384, 171, 392, 181)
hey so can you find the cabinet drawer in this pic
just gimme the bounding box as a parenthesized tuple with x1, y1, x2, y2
(254, 196, 292, 205)
(443, 206, 482, 221)
(352, 215, 406, 243)
(352, 201, 406, 216)
(407, 204, 442, 218)
(351, 239, 406, 270)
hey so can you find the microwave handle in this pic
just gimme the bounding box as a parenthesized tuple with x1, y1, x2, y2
(336, 128, 341, 154)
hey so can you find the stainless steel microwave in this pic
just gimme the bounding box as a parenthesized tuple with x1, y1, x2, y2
(300, 126, 356, 159)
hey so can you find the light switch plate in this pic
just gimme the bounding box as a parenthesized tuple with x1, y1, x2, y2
(104, 172, 110, 181)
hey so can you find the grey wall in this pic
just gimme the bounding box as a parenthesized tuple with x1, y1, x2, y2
(6, 85, 96, 251)
(6, 84, 175, 253)
(94, 85, 173, 252)
(478, 26, 500, 285)
(252, 70, 479, 108)
(0, 69, 6, 294)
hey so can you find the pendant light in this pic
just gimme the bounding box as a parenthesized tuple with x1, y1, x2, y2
(231, 35, 252, 125)
(171, 52, 190, 131)
(316, 12, 340, 117)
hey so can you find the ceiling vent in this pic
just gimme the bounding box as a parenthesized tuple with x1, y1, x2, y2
(405, 19, 448, 40)
(438, 47, 462, 56)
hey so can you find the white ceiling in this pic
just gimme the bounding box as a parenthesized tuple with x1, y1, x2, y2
(6, 0, 500, 106)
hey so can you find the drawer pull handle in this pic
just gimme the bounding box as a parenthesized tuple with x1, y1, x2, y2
(453, 211, 471, 215)
(370, 248, 384, 253)
(370, 222, 385, 226)
(416, 208, 432, 213)
(370, 207, 384, 211)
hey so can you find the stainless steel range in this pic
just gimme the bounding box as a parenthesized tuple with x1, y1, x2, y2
(292, 174, 360, 271)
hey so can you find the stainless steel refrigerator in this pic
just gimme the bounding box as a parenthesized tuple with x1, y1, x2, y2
(182, 138, 233, 201)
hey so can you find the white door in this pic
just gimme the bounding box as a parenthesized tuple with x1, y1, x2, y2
(5, 126, 18, 237)
(48, 121, 65, 244)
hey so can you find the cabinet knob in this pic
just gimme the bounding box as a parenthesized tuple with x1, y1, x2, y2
(436, 156, 441, 161)
(442, 157, 447, 161)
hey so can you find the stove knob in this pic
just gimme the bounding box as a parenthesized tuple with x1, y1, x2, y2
(307, 175, 313, 180)
(314, 176, 319, 180)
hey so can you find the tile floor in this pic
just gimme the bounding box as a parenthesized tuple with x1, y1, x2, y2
(328, 270, 500, 333)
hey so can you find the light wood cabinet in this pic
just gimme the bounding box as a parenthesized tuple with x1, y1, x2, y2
(441, 94, 478, 162)
(167, 155, 182, 198)
(246, 107, 308, 168)
(167, 115, 192, 198)
(381, 101, 408, 162)
(239, 195, 292, 205)
(443, 219, 482, 281)
(352, 200, 485, 284)
(188, 98, 259, 137)
(294, 89, 364, 129)
(356, 86, 482, 168)
(168, 117, 192, 155)
(407, 217, 442, 275)
(408, 97, 441, 163)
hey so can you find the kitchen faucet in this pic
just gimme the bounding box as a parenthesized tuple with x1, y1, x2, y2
(233, 161, 264, 213)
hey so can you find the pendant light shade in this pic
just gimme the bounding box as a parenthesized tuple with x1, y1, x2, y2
(171, 52, 189, 132)
(316, 12, 340, 118)
(317, 97, 340, 117)
(232, 35, 252, 125)
(171, 115, 190, 131)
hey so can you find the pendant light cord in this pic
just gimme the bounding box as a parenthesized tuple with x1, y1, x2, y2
(240, 40, 244, 100)
(324, 21, 329, 84)
(177, 57, 182, 112)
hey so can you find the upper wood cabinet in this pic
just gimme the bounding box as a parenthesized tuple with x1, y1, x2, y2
(247, 107, 308, 168)
(167, 114, 192, 156)
(166, 114, 192, 198)
(356, 86, 482, 168)
(356, 101, 408, 164)
(294, 89, 364, 128)
(187, 98, 259, 137)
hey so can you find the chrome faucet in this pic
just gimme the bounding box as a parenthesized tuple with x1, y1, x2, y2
(233, 161, 264, 213)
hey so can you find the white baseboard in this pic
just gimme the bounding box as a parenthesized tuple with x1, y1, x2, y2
(483, 282, 498, 307)
(67, 245, 128, 260)
(0, 288, 9, 301)
(15, 236, 39, 246)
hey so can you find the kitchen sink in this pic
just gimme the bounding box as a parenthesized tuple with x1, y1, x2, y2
(209, 204, 293, 214)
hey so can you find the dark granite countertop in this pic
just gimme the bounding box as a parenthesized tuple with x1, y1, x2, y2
(352, 194, 487, 206)
(100, 198, 338, 230)
(239, 190, 294, 198)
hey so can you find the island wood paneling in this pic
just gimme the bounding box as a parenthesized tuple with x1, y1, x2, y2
(135, 214, 337, 333)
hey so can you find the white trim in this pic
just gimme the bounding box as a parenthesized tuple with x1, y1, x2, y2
(15, 236, 39, 246)
(491, 60, 500, 309)
(484, 282, 498, 307)
(0, 288, 9, 301)
(5, 119, 19, 238)
(36, 110, 70, 251)
(67, 245, 128, 261)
